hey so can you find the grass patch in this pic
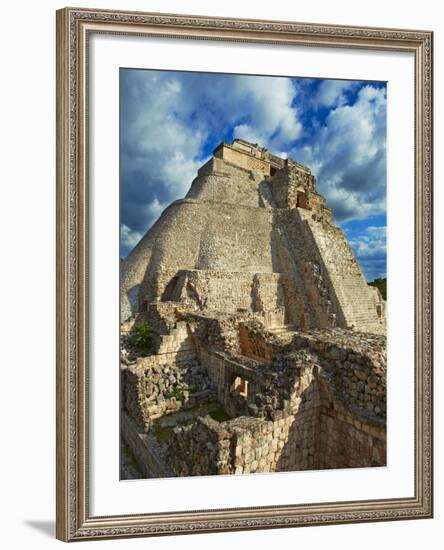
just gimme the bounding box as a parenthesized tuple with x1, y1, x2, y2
(209, 407, 231, 423)
(155, 426, 174, 446)
(154, 399, 231, 445)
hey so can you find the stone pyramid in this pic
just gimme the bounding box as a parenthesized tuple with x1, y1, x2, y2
(121, 139, 385, 334)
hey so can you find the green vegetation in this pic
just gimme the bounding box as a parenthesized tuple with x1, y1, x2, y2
(153, 400, 231, 446)
(171, 384, 186, 402)
(368, 277, 387, 300)
(155, 426, 174, 446)
(129, 321, 153, 355)
(209, 407, 231, 423)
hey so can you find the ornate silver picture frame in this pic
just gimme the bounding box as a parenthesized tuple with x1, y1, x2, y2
(56, 7, 433, 541)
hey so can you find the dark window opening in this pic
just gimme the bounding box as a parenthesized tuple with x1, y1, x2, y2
(161, 276, 179, 301)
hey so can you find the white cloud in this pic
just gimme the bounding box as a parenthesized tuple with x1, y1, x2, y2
(315, 80, 359, 108)
(232, 124, 262, 146)
(120, 70, 305, 252)
(121, 71, 204, 192)
(350, 226, 386, 258)
(120, 224, 143, 253)
(146, 197, 168, 220)
(349, 225, 386, 281)
(120, 71, 206, 244)
(121, 71, 386, 259)
(232, 77, 302, 146)
(291, 84, 387, 222)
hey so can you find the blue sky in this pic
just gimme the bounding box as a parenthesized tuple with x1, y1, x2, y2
(120, 69, 387, 282)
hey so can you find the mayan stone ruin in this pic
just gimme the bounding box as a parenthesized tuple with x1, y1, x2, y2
(120, 138, 387, 479)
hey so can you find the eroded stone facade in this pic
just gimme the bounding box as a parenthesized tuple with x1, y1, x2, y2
(120, 139, 386, 478)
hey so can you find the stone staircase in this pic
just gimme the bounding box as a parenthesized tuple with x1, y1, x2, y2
(303, 216, 384, 334)
(267, 324, 298, 334)
(275, 210, 342, 330)
(266, 324, 299, 343)
(274, 217, 318, 329)
(156, 321, 194, 355)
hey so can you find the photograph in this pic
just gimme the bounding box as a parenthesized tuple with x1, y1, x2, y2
(119, 69, 388, 480)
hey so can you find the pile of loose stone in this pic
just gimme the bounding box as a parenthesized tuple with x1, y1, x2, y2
(227, 323, 386, 422)
(142, 359, 211, 400)
(120, 333, 140, 365)
(121, 312, 387, 478)
(177, 310, 258, 354)
(275, 328, 387, 420)
(165, 416, 224, 476)
(247, 350, 312, 420)
(122, 358, 213, 426)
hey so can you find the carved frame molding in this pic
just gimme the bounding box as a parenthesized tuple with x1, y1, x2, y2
(56, 7, 433, 542)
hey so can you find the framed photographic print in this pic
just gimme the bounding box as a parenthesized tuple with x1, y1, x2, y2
(56, 7, 433, 542)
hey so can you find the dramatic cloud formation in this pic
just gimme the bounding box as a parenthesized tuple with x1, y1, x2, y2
(231, 77, 302, 146)
(120, 70, 303, 252)
(120, 224, 143, 252)
(291, 85, 387, 222)
(120, 72, 204, 239)
(315, 79, 360, 108)
(349, 225, 387, 281)
(120, 70, 387, 281)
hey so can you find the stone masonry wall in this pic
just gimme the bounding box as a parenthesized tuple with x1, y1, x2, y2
(270, 207, 384, 334)
(161, 269, 286, 315)
(120, 198, 277, 320)
(273, 209, 340, 329)
(300, 210, 385, 334)
(166, 415, 231, 476)
(198, 348, 260, 417)
(214, 142, 272, 177)
(188, 156, 264, 208)
(164, 326, 386, 477)
(165, 364, 385, 477)
(121, 412, 174, 478)
(271, 164, 315, 209)
(122, 357, 211, 429)
(239, 323, 386, 421)
(238, 323, 275, 361)
(319, 408, 386, 469)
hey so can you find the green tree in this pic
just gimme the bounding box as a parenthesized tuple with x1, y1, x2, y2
(368, 277, 387, 300)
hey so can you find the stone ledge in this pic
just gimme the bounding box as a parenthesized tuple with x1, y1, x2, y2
(120, 411, 174, 479)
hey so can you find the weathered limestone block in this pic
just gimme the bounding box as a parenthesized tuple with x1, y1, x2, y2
(122, 358, 213, 428)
